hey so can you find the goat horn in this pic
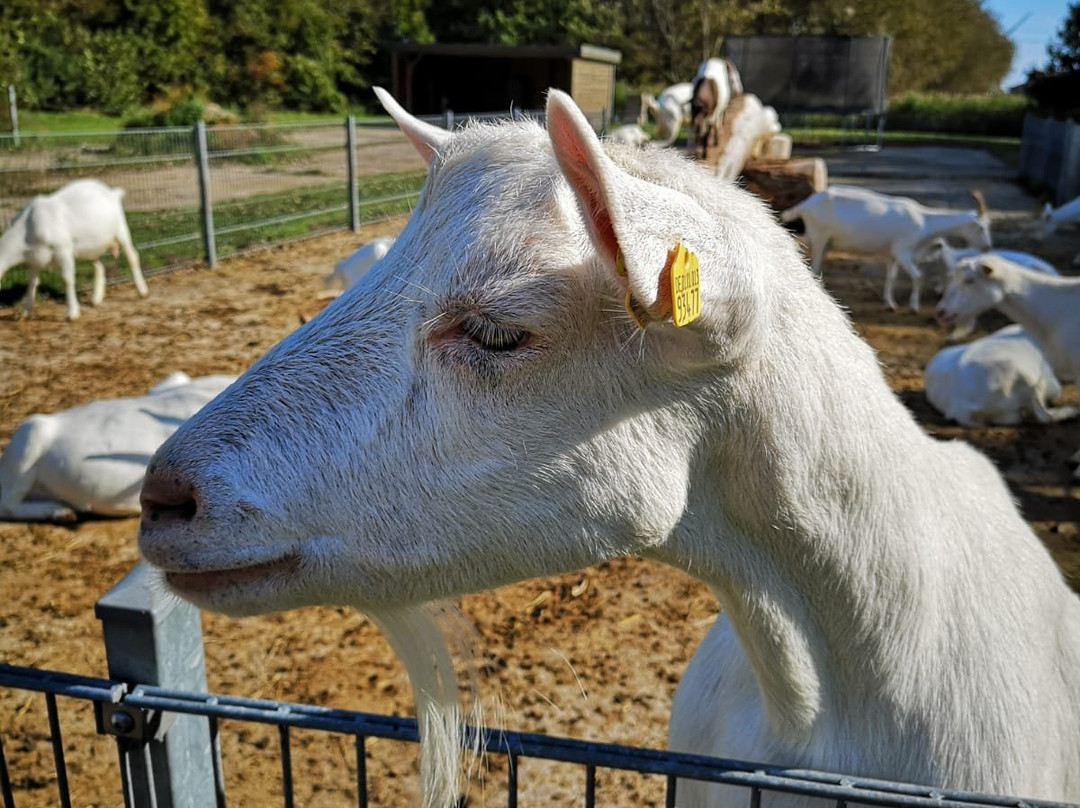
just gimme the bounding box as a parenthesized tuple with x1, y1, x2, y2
(971, 190, 987, 216)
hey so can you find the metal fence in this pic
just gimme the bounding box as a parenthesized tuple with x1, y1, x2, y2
(0, 116, 432, 297)
(1, 563, 1076, 808)
(1018, 113, 1080, 205)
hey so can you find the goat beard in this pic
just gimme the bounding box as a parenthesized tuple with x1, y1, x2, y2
(369, 603, 489, 808)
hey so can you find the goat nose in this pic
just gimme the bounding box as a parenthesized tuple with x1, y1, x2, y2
(140, 467, 200, 527)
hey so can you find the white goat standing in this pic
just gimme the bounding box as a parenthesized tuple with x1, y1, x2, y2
(0, 179, 149, 320)
(324, 236, 396, 294)
(1037, 194, 1080, 266)
(924, 325, 1077, 427)
(938, 254, 1080, 384)
(689, 58, 743, 154)
(137, 89, 1080, 808)
(640, 82, 694, 147)
(0, 373, 234, 521)
(605, 123, 651, 148)
(781, 185, 992, 312)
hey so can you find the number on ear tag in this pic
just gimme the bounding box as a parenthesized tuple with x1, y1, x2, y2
(670, 244, 701, 327)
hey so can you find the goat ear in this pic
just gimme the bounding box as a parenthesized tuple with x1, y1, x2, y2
(373, 87, 450, 167)
(546, 89, 715, 325)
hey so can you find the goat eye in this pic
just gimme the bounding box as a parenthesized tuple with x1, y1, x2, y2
(459, 317, 529, 352)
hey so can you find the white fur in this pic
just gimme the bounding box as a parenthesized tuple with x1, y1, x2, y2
(605, 123, 651, 148)
(781, 185, 992, 312)
(138, 89, 1080, 807)
(0, 179, 149, 320)
(640, 83, 694, 147)
(690, 59, 743, 146)
(1038, 196, 1080, 267)
(938, 254, 1080, 384)
(324, 236, 395, 293)
(924, 325, 1077, 427)
(0, 373, 234, 521)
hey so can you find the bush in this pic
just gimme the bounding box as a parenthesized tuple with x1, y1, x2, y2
(886, 92, 1030, 136)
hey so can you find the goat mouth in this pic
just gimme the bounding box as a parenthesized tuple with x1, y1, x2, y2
(165, 554, 302, 594)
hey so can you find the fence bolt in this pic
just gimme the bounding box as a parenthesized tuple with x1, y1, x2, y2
(193, 120, 217, 268)
(96, 562, 218, 808)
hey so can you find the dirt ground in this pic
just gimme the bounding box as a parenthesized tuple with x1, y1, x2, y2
(1, 156, 1079, 807)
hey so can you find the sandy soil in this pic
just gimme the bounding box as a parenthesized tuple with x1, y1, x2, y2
(1, 195, 1078, 807)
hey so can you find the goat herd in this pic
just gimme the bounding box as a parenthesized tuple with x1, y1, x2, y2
(2, 88, 1080, 807)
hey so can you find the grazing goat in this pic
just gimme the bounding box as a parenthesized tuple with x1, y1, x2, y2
(640, 83, 693, 147)
(323, 236, 396, 294)
(605, 123, 651, 148)
(689, 59, 743, 157)
(138, 89, 1080, 808)
(938, 254, 1080, 384)
(1, 373, 234, 521)
(781, 185, 992, 312)
(1037, 195, 1080, 266)
(924, 325, 1077, 427)
(0, 179, 148, 320)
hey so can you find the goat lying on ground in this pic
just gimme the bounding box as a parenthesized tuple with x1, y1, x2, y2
(0, 179, 148, 320)
(323, 236, 396, 294)
(924, 325, 1077, 426)
(639, 83, 693, 147)
(781, 185, 991, 312)
(138, 88, 1080, 808)
(0, 373, 234, 521)
(1038, 195, 1080, 266)
(605, 123, 651, 148)
(938, 254, 1080, 384)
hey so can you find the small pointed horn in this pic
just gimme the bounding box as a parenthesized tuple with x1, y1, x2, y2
(971, 190, 987, 217)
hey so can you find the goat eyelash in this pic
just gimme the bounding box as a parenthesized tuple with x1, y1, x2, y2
(458, 316, 530, 352)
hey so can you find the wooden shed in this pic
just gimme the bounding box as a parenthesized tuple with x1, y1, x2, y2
(387, 43, 622, 129)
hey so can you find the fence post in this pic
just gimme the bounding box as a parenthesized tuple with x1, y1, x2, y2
(95, 562, 219, 808)
(346, 115, 359, 233)
(194, 121, 217, 268)
(7, 85, 18, 147)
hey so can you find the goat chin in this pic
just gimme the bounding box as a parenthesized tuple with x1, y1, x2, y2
(370, 603, 487, 808)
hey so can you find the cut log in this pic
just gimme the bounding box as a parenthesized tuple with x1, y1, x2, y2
(739, 157, 829, 212)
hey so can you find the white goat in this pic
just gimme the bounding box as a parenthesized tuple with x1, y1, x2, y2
(781, 185, 992, 312)
(924, 325, 1077, 427)
(605, 123, 651, 148)
(138, 89, 1080, 808)
(938, 254, 1080, 384)
(323, 236, 395, 294)
(689, 58, 743, 153)
(640, 83, 693, 147)
(1038, 195, 1080, 266)
(0, 179, 148, 320)
(0, 373, 234, 521)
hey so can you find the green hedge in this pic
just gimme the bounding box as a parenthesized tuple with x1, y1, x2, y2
(885, 92, 1031, 137)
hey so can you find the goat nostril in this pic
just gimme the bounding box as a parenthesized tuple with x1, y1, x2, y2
(141, 473, 200, 525)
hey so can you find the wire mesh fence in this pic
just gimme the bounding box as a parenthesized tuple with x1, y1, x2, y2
(0, 117, 428, 303)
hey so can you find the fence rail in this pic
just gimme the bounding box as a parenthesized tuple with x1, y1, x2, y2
(1, 563, 1076, 808)
(1018, 113, 1080, 205)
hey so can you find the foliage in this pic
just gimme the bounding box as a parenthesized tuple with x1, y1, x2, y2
(0, 0, 1024, 113)
(1046, 2, 1080, 74)
(885, 92, 1030, 137)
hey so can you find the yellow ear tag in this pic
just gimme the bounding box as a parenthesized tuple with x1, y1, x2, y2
(670, 243, 701, 327)
(615, 249, 627, 277)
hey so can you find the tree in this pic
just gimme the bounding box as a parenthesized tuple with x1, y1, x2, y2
(1046, 2, 1080, 73)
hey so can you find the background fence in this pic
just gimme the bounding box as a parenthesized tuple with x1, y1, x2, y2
(0, 112, 477, 300)
(2, 562, 1075, 808)
(1018, 113, 1080, 206)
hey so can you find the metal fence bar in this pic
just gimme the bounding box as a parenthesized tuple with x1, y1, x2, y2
(209, 715, 227, 808)
(664, 774, 676, 808)
(507, 752, 518, 808)
(347, 115, 360, 232)
(278, 724, 294, 808)
(585, 763, 596, 807)
(194, 120, 217, 268)
(45, 693, 72, 808)
(355, 735, 368, 808)
(0, 731, 14, 808)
